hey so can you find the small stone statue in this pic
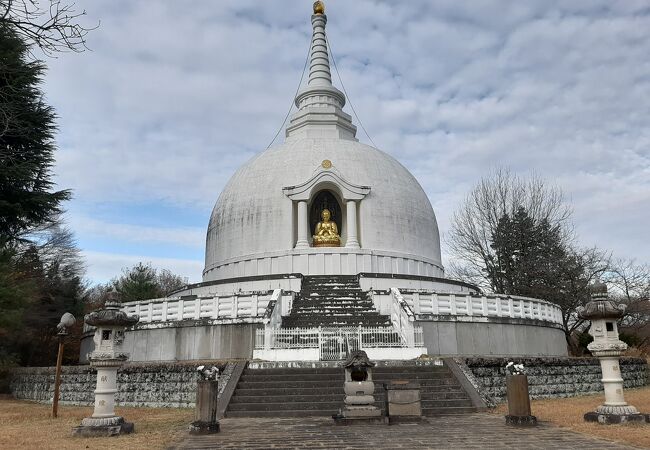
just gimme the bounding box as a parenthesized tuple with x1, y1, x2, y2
(334, 350, 386, 424)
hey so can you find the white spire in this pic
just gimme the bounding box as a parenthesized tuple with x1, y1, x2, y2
(308, 11, 333, 87)
(285, 2, 357, 141)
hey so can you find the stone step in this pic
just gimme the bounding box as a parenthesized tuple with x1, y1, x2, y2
(299, 289, 364, 296)
(231, 390, 469, 402)
(239, 372, 453, 382)
(226, 409, 339, 418)
(228, 401, 343, 411)
(245, 366, 448, 375)
(280, 319, 391, 326)
(231, 386, 467, 397)
(290, 306, 378, 312)
(235, 379, 461, 390)
(230, 394, 344, 403)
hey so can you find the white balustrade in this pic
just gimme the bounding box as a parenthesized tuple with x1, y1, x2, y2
(120, 290, 278, 325)
(387, 290, 563, 326)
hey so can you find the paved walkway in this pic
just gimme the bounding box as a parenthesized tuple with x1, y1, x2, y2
(170, 413, 639, 449)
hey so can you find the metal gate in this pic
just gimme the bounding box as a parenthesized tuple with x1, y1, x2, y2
(319, 327, 361, 360)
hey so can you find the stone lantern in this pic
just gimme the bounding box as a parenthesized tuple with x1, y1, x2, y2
(73, 296, 139, 437)
(333, 350, 386, 424)
(577, 282, 648, 424)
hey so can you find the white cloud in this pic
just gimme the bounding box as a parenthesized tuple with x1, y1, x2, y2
(83, 251, 203, 284)
(42, 0, 650, 273)
(69, 215, 204, 248)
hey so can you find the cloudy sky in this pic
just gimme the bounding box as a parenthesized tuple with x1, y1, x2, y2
(44, 0, 649, 284)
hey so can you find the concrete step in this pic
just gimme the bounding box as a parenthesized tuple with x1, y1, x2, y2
(231, 389, 469, 403)
(228, 401, 343, 411)
(245, 366, 449, 375)
(226, 409, 338, 418)
(231, 387, 468, 399)
(236, 379, 461, 390)
(422, 406, 478, 415)
(230, 394, 345, 403)
(239, 372, 452, 382)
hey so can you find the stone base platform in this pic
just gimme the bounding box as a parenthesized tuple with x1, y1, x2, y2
(332, 414, 388, 426)
(170, 414, 639, 449)
(72, 422, 134, 437)
(189, 420, 220, 434)
(584, 411, 650, 424)
(72, 416, 134, 437)
(505, 415, 537, 426)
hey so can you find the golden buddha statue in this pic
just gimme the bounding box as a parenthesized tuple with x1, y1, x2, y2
(312, 208, 340, 247)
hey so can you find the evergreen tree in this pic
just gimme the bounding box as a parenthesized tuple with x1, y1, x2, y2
(0, 23, 70, 243)
(113, 263, 162, 302)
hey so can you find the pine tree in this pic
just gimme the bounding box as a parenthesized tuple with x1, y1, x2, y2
(0, 23, 70, 243)
(113, 263, 163, 302)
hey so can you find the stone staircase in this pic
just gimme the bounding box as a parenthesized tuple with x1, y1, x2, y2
(225, 361, 478, 418)
(280, 275, 391, 328)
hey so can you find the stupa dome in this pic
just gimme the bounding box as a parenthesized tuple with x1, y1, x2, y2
(203, 8, 442, 282)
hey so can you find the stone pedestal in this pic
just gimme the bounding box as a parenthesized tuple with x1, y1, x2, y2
(189, 380, 220, 434)
(385, 381, 421, 424)
(505, 374, 537, 426)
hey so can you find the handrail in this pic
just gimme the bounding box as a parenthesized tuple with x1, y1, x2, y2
(390, 287, 416, 347)
(262, 289, 283, 351)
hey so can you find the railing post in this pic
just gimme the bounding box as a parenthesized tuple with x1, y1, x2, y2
(161, 300, 168, 321)
(318, 326, 323, 360)
(194, 299, 201, 320)
(264, 325, 271, 351)
(358, 325, 362, 351)
(178, 299, 184, 321)
(232, 295, 238, 319)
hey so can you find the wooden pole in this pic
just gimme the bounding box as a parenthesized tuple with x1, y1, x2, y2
(52, 336, 64, 418)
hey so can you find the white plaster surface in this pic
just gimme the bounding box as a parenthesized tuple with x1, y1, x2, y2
(205, 138, 443, 281)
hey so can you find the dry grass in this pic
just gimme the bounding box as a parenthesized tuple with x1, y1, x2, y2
(0, 399, 193, 450)
(494, 385, 650, 449)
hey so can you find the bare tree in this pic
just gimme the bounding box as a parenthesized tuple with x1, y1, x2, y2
(447, 168, 572, 290)
(0, 0, 96, 55)
(157, 269, 187, 297)
(606, 258, 650, 347)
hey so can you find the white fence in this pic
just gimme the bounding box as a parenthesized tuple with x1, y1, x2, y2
(255, 325, 425, 360)
(375, 289, 563, 325)
(121, 291, 282, 323)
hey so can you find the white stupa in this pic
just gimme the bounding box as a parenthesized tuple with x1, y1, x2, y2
(82, 2, 567, 362)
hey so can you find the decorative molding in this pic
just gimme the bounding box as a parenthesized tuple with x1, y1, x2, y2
(283, 165, 370, 201)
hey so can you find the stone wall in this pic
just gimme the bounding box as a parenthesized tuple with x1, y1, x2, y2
(10, 361, 235, 408)
(457, 357, 649, 406)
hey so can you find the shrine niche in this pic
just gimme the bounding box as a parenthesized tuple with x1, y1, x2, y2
(310, 190, 342, 247)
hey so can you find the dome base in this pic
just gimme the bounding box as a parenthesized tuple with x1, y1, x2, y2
(203, 247, 444, 282)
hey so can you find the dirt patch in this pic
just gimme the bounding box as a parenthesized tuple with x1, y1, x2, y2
(0, 399, 193, 450)
(494, 385, 650, 449)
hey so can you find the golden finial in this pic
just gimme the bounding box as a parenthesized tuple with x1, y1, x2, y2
(313, 1, 325, 15)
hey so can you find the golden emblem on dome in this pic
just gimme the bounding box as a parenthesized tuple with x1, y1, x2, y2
(321, 159, 332, 169)
(313, 1, 325, 15)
